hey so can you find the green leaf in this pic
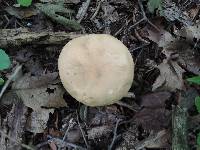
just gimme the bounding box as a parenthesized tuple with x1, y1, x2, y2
(17, 0, 32, 7)
(0, 78, 4, 86)
(187, 76, 200, 85)
(195, 96, 200, 113)
(0, 49, 10, 70)
(147, 0, 162, 13)
(197, 132, 200, 146)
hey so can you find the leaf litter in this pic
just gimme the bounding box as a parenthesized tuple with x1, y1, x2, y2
(0, 0, 200, 149)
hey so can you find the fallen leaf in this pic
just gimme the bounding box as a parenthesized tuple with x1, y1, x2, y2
(140, 91, 171, 108)
(147, 24, 200, 75)
(116, 123, 138, 149)
(67, 129, 82, 143)
(152, 60, 185, 91)
(87, 125, 112, 140)
(49, 141, 57, 150)
(26, 109, 54, 133)
(178, 24, 200, 41)
(178, 47, 200, 75)
(162, 1, 193, 26)
(12, 73, 67, 110)
(187, 5, 200, 20)
(134, 129, 171, 149)
(147, 28, 174, 48)
(5, 7, 37, 19)
(134, 108, 171, 131)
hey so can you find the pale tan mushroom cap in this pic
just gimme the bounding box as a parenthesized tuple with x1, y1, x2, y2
(58, 34, 134, 106)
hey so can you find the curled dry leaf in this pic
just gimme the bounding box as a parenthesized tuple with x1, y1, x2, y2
(147, 24, 200, 75)
(11, 72, 67, 133)
(152, 60, 185, 91)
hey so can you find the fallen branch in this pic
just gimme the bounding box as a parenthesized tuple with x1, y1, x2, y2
(0, 28, 82, 49)
(172, 89, 198, 150)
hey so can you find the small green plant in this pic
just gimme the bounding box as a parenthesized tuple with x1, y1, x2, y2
(17, 0, 32, 7)
(195, 96, 200, 113)
(197, 132, 200, 147)
(0, 49, 11, 86)
(187, 76, 200, 85)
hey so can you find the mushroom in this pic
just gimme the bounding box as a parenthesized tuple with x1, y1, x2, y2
(58, 34, 134, 106)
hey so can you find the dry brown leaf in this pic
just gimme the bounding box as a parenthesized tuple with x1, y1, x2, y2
(178, 24, 200, 42)
(152, 60, 185, 91)
(12, 73, 67, 110)
(162, 1, 193, 26)
(147, 24, 200, 75)
(178, 47, 200, 75)
(11, 73, 67, 133)
(140, 91, 171, 108)
(134, 129, 171, 149)
(187, 6, 200, 20)
(134, 108, 171, 131)
(147, 29, 174, 48)
(26, 109, 54, 133)
(49, 141, 57, 150)
(66, 129, 82, 143)
(87, 125, 112, 140)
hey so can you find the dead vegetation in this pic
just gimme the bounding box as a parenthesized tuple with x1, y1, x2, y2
(0, 0, 200, 150)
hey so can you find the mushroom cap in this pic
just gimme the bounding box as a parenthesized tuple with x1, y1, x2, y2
(58, 34, 134, 106)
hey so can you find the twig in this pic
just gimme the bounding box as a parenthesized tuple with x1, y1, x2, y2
(36, 141, 49, 149)
(0, 28, 82, 48)
(114, 19, 131, 36)
(108, 119, 121, 150)
(0, 65, 22, 100)
(172, 105, 188, 150)
(62, 118, 75, 141)
(52, 137, 87, 150)
(91, 0, 101, 20)
(129, 0, 160, 32)
(76, 111, 89, 149)
(171, 90, 197, 150)
(77, 0, 91, 23)
(58, 118, 76, 150)
(0, 129, 35, 150)
(129, 44, 149, 53)
(115, 101, 140, 112)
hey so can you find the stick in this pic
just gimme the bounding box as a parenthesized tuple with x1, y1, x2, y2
(0, 65, 22, 100)
(108, 119, 121, 150)
(0, 28, 82, 48)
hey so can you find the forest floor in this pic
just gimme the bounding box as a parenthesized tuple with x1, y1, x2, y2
(0, 0, 200, 150)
